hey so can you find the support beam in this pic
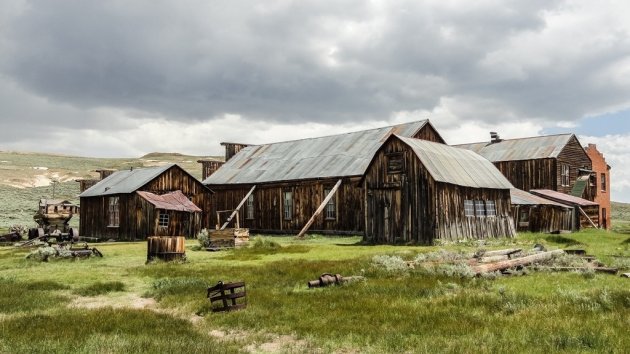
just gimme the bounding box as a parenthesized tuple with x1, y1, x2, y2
(296, 179, 342, 239)
(578, 206, 598, 229)
(220, 186, 256, 230)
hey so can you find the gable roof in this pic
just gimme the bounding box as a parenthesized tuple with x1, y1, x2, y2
(203, 120, 433, 185)
(80, 165, 174, 197)
(510, 188, 570, 208)
(454, 134, 576, 162)
(395, 135, 513, 189)
(137, 190, 201, 212)
(529, 189, 598, 207)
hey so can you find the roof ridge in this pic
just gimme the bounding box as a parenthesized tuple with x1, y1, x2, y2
(454, 133, 574, 146)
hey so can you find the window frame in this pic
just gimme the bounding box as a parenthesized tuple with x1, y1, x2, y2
(464, 200, 475, 217)
(107, 196, 120, 227)
(323, 187, 336, 220)
(561, 164, 570, 187)
(386, 152, 404, 174)
(474, 200, 485, 217)
(600, 173, 606, 192)
(246, 194, 254, 220)
(283, 190, 293, 220)
(485, 200, 496, 217)
(158, 210, 169, 228)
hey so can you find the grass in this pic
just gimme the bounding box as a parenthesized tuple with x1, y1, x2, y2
(1, 231, 629, 353)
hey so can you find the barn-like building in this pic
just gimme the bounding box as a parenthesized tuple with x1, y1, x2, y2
(79, 164, 212, 240)
(203, 120, 445, 235)
(363, 135, 515, 244)
(510, 188, 573, 233)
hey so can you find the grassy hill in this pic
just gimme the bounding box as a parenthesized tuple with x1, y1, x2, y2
(0, 151, 220, 230)
(611, 201, 630, 234)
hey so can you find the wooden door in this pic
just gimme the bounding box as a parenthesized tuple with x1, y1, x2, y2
(367, 188, 402, 243)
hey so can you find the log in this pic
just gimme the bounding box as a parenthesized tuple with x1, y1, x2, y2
(479, 255, 509, 263)
(537, 266, 618, 274)
(471, 249, 565, 275)
(620, 273, 630, 278)
(475, 248, 522, 258)
(297, 179, 342, 239)
(307, 273, 365, 288)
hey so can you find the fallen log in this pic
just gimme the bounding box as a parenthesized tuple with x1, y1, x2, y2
(479, 255, 509, 263)
(621, 273, 630, 278)
(471, 249, 564, 275)
(307, 273, 366, 288)
(537, 266, 618, 274)
(475, 248, 522, 258)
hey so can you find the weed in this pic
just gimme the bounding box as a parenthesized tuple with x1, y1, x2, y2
(74, 281, 126, 296)
(371, 254, 409, 273)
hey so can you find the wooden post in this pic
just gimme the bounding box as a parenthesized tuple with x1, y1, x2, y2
(296, 179, 342, 239)
(578, 206, 598, 229)
(220, 186, 256, 230)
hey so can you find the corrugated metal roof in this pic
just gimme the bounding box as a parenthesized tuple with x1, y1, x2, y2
(530, 189, 598, 207)
(80, 165, 174, 197)
(137, 190, 201, 212)
(396, 135, 513, 189)
(454, 134, 575, 162)
(203, 120, 429, 185)
(510, 188, 570, 207)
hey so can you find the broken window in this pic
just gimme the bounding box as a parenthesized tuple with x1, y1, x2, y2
(283, 191, 293, 220)
(158, 211, 169, 227)
(485, 201, 496, 217)
(601, 173, 606, 192)
(108, 197, 119, 227)
(324, 188, 336, 220)
(474, 200, 485, 217)
(246, 194, 254, 219)
(464, 200, 475, 217)
(386, 152, 404, 174)
(561, 164, 570, 186)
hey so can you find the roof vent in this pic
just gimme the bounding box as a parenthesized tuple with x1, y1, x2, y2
(490, 132, 502, 144)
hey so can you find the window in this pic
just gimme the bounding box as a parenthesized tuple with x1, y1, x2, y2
(561, 164, 570, 186)
(246, 194, 254, 219)
(601, 173, 606, 192)
(474, 200, 485, 217)
(158, 211, 169, 227)
(519, 209, 529, 223)
(108, 197, 119, 227)
(324, 188, 336, 220)
(283, 191, 293, 220)
(386, 152, 404, 174)
(464, 200, 475, 217)
(485, 201, 496, 217)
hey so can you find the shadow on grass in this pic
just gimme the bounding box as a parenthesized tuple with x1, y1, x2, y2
(545, 235, 585, 247)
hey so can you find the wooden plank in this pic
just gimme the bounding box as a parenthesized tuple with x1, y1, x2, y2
(471, 249, 565, 274)
(296, 179, 342, 239)
(220, 186, 256, 230)
(578, 206, 598, 229)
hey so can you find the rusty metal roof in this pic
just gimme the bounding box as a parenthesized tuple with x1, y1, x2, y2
(510, 188, 570, 207)
(80, 165, 174, 197)
(203, 120, 429, 185)
(454, 134, 575, 162)
(529, 189, 598, 207)
(137, 190, 201, 212)
(397, 135, 513, 189)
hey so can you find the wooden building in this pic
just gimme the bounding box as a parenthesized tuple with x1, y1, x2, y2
(197, 159, 225, 180)
(510, 189, 573, 233)
(79, 164, 212, 240)
(530, 189, 599, 231)
(455, 134, 595, 201)
(136, 190, 202, 237)
(363, 135, 515, 244)
(203, 120, 445, 234)
(585, 144, 612, 229)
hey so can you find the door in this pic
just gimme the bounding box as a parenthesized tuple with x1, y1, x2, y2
(367, 188, 402, 243)
(602, 208, 607, 229)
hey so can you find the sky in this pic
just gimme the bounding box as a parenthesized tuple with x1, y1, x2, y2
(1, 1, 630, 201)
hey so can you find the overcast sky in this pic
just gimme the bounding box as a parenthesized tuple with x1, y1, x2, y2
(1, 1, 630, 201)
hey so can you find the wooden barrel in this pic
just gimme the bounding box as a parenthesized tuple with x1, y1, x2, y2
(147, 236, 186, 262)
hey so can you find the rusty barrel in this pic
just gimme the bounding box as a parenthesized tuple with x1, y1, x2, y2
(147, 236, 186, 262)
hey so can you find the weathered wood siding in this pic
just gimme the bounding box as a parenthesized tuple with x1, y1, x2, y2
(208, 177, 364, 234)
(136, 197, 201, 238)
(364, 138, 515, 244)
(414, 123, 445, 144)
(556, 136, 593, 197)
(79, 165, 212, 240)
(512, 205, 573, 233)
(493, 159, 557, 191)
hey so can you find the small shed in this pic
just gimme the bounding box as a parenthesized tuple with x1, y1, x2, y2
(136, 190, 202, 237)
(364, 135, 516, 244)
(510, 189, 573, 233)
(530, 189, 599, 230)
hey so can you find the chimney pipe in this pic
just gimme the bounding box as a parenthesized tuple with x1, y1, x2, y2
(490, 132, 502, 144)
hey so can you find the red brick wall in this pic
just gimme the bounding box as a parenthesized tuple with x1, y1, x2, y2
(585, 144, 611, 230)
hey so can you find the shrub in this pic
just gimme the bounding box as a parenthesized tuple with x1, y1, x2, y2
(371, 255, 409, 273)
(196, 228, 210, 248)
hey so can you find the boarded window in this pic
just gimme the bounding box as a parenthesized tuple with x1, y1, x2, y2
(485, 201, 496, 217)
(108, 197, 119, 227)
(158, 211, 169, 227)
(464, 200, 475, 217)
(601, 173, 606, 192)
(386, 153, 404, 174)
(283, 191, 293, 220)
(246, 194, 254, 219)
(561, 164, 570, 186)
(474, 200, 485, 217)
(324, 188, 336, 220)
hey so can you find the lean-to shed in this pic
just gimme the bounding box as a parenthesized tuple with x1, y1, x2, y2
(79, 164, 212, 240)
(363, 135, 516, 244)
(510, 188, 573, 233)
(203, 120, 445, 234)
(529, 189, 599, 230)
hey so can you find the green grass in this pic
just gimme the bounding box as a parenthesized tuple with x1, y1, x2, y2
(1, 231, 629, 353)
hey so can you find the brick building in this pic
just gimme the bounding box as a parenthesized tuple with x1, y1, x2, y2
(585, 144, 612, 230)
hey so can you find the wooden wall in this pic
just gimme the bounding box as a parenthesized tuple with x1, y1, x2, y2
(79, 165, 212, 240)
(208, 177, 364, 234)
(512, 205, 573, 233)
(364, 138, 515, 244)
(414, 123, 445, 144)
(493, 159, 557, 191)
(556, 136, 593, 198)
(136, 197, 201, 238)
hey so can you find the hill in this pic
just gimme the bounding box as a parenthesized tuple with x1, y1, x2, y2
(0, 151, 220, 230)
(611, 201, 630, 233)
